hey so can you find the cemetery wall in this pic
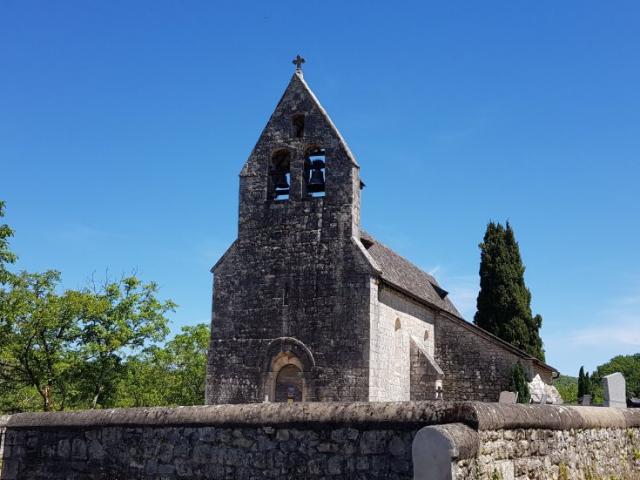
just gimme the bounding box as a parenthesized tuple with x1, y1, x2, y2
(1, 402, 639, 480)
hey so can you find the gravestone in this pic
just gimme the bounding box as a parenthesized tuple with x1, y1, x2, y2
(603, 372, 626, 408)
(581, 394, 592, 406)
(498, 391, 518, 404)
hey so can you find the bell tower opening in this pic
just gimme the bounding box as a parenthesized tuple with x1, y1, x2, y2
(305, 148, 326, 197)
(270, 150, 291, 200)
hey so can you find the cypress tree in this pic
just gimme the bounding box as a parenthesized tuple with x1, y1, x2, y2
(508, 362, 531, 404)
(584, 372, 592, 397)
(578, 366, 585, 399)
(474, 221, 545, 361)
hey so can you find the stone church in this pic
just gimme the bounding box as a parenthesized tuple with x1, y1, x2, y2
(205, 62, 556, 405)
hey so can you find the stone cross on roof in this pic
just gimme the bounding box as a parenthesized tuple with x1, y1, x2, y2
(292, 55, 305, 71)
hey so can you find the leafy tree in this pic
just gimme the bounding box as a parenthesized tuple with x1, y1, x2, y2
(0, 201, 17, 284)
(0, 270, 86, 411)
(474, 221, 545, 361)
(75, 276, 175, 409)
(591, 354, 640, 403)
(555, 375, 578, 404)
(507, 361, 530, 404)
(0, 201, 176, 412)
(114, 323, 209, 407)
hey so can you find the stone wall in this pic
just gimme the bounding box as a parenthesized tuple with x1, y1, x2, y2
(434, 313, 552, 402)
(206, 71, 376, 404)
(369, 283, 436, 401)
(414, 404, 640, 480)
(0, 402, 458, 480)
(2, 403, 639, 480)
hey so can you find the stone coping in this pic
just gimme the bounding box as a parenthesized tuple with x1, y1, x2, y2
(0, 402, 638, 431)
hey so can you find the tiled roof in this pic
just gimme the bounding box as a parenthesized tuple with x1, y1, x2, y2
(360, 231, 461, 318)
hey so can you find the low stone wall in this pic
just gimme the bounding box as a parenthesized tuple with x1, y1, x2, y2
(413, 404, 640, 479)
(1, 402, 639, 480)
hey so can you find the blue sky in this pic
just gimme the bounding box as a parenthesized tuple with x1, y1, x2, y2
(1, 1, 639, 377)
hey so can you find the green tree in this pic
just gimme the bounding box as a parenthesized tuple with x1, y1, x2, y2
(584, 371, 592, 398)
(0, 200, 176, 412)
(578, 366, 585, 399)
(0, 270, 85, 411)
(114, 323, 209, 407)
(555, 375, 578, 404)
(75, 276, 175, 409)
(591, 354, 640, 403)
(0, 201, 17, 284)
(474, 221, 545, 361)
(508, 361, 530, 404)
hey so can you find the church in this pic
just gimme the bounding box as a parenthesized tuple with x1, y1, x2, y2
(205, 59, 556, 405)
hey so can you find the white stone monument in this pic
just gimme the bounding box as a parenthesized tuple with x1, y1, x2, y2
(528, 374, 563, 404)
(603, 372, 626, 408)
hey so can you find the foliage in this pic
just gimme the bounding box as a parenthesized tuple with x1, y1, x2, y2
(0, 200, 178, 412)
(474, 221, 545, 361)
(0, 201, 17, 284)
(555, 375, 578, 404)
(0, 270, 85, 411)
(0, 271, 175, 411)
(114, 323, 209, 407)
(591, 354, 640, 403)
(578, 366, 586, 398)
(577, 366, 594, 400)
(508, 362, 531, 404)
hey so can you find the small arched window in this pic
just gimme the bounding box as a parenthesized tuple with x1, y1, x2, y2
(395, 318, 402, 331)
(270, 150, 291, 200)
(292, 114, 305, 138)
(424, 330, 429, 342)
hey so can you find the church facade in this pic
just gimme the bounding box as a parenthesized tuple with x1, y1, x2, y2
(205, 66, 556, 405)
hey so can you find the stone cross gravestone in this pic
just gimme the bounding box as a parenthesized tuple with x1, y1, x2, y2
(498, 391, 518, 404)
(603, 372, 626, 408)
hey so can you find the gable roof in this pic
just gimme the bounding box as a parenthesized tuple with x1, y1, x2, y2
(360, 231, 461, 317)
(359, 231, 558, 375)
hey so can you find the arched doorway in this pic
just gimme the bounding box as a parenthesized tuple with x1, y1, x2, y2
(274, 364, 303, 402)
(261, 337, 315, 402)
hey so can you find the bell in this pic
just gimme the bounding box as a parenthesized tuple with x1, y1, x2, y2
(272, 170, 289, 190)
(307, 160, 325, 193)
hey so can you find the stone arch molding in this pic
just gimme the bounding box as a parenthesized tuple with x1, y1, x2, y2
(261, 337, 315, 402)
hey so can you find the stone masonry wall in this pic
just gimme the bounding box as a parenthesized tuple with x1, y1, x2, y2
(368, 283, 436, 401)
(456, 427, 640, 480)
(206, 72, 375, 404)
(434, 314, 549, 402)
(0, 424, 416, 480)
(3, 403, 640, 480)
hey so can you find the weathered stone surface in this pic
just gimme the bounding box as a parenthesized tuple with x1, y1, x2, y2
(2, 403, 640, 479)
(204, 68, 557, 406)
(458, 427, 640, 479)
(603, 371, 627, 408)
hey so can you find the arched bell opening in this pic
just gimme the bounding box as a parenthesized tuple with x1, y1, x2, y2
(270, 149, 291, 200)
(304, 147, 326, 197)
